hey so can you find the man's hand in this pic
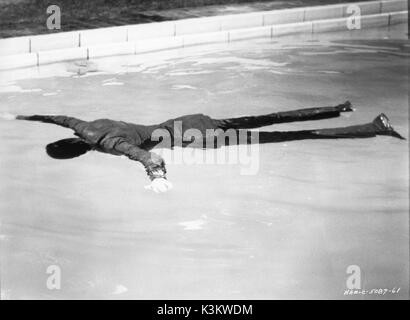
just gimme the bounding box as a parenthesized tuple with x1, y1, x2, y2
(145, 178, 173, 193)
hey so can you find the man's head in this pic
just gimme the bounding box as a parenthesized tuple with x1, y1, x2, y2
(46, 138, 92, 159)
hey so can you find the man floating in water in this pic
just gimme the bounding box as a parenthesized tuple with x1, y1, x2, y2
(2, 101, 404, 193)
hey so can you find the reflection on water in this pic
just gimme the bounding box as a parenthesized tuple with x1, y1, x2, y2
(0, 24, 408, 299)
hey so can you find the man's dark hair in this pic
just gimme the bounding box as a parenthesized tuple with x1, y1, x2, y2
(46, 138, 92, 159)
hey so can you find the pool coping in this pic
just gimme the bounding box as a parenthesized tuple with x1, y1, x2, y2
(0, 0, 407, 71)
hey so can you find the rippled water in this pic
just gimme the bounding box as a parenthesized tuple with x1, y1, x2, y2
(0, 24, 408, 299)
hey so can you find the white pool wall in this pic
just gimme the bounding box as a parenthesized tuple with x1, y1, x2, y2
(0, 0, 407, 70)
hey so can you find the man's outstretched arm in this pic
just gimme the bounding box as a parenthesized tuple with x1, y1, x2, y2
(15, 115, 86, 131)
(114, 140, 173, 193)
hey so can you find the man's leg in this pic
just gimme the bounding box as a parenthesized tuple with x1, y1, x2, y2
(208, 114, 404, 147)
(254, 114, 404, 144)
(215, 101, 353, 130)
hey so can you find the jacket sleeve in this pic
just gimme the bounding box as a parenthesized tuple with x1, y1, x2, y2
(114, 140, 167, 181)
(16, 115, 86, 130)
